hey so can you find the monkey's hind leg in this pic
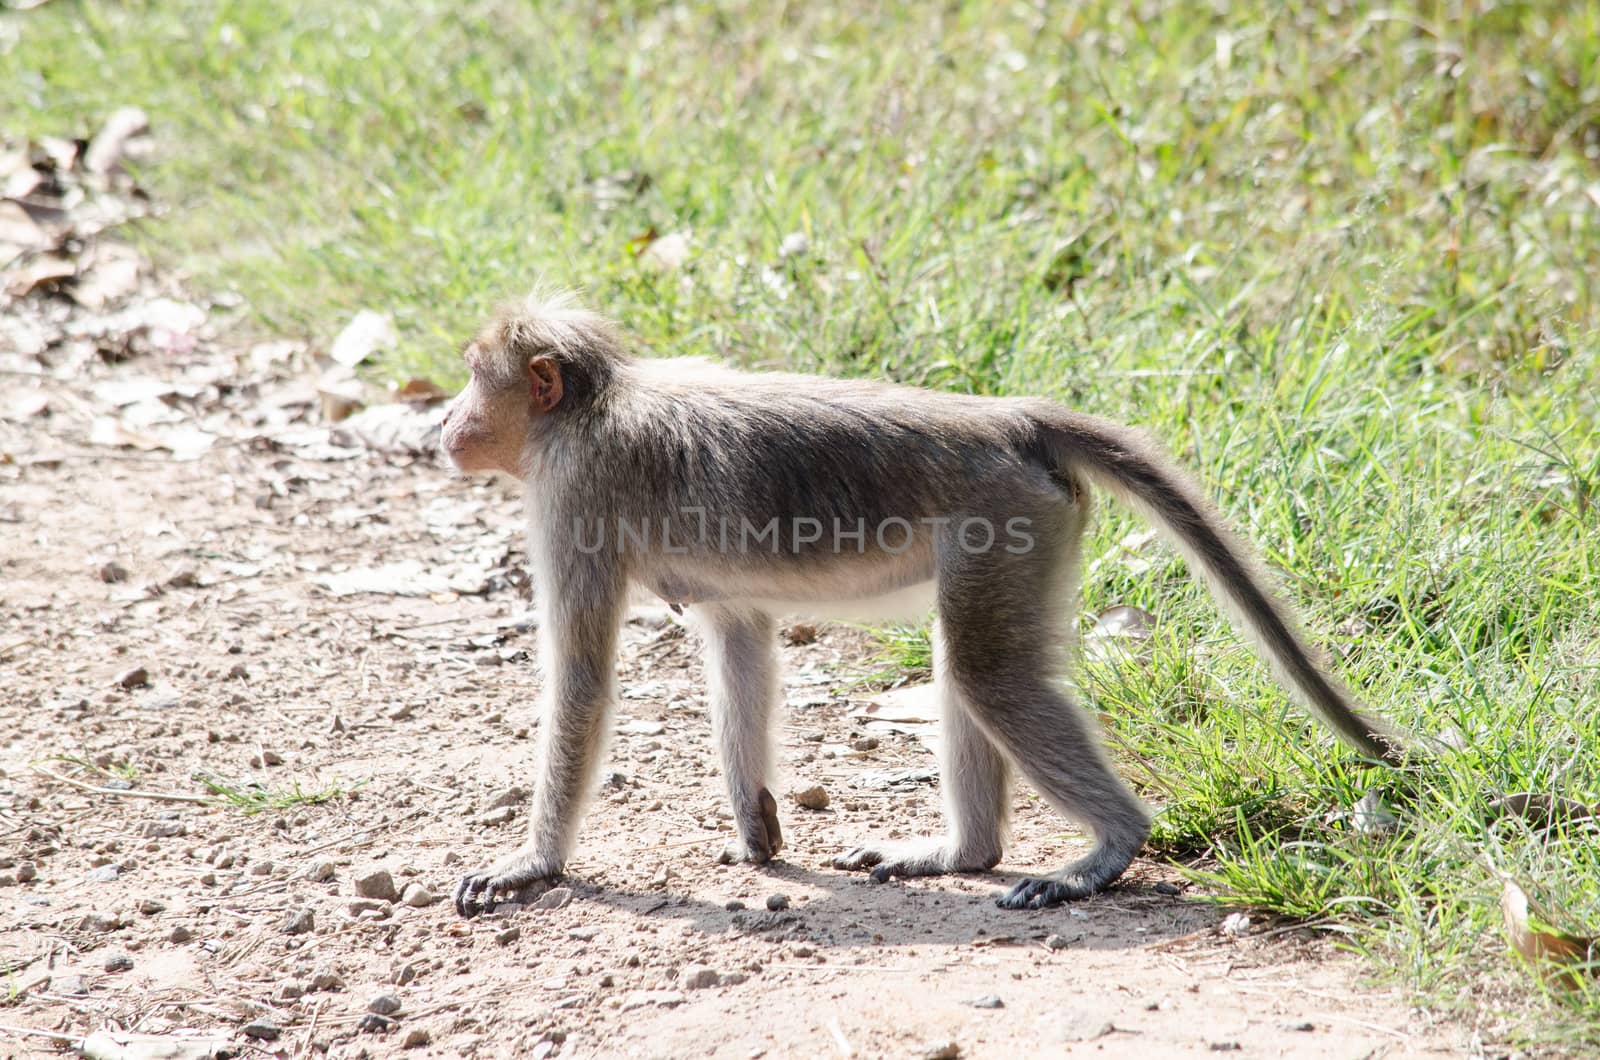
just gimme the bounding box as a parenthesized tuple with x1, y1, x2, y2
(938, 516, 1151, 910)
(832, 621, 1010, 880)
(697, 605, 785, 865)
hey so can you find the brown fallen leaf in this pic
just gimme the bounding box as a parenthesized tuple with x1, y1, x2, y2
(316, 364, 367, 422)
(88, 417, 214, 459)
(70, 244, 143, 308)
(1500, 880, 1597, 991)
(5, 253, 75, 297)
(82, 105, 151, 175)
(0, 201, 52, 265)
(330, 401, 441, 455)
(393, 376, 451, 403)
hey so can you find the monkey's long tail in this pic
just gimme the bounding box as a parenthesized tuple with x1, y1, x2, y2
(1029, 406, 1410, 767)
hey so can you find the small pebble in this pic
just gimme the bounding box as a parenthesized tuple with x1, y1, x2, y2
(83, 865, 119, 884)
(98, 560, 129, 583)
(1044, 933, 1074, 950)
(354, 868, 399, 903)
(16, 863, 37, 883)
(368, 993, 403, 1016)
(141, 820, 183, 838)
(55, 974, 88, 996)
(358, 1014, 394, 1034)
(137, 898, 166, 915)
(275, 980, 307, 1002)
(242, 1021, 280, 1042)
(765, 893, 790, 912)
(403, 1028, 431, 1048)
(309, 859, 336, 882)
(169, 925, 193, 943)
(250, 860, 274, 876)
(82, 911, 119, 932)
(488, 786, 528, 809)
(532, 886, 572, 911)
(850, 736, 880, 752)
(1153, 881, 1181, 896)
(569, 925, 601, 941)
(495, 926, 521, 946)
(104, 953, 133, 973)
(680, 965, 720, 990)
(282, 908, 315, 935)
(724, 900, 746, 912)
(478, 806, 516, 826)
(923, 1041, 961, 1060)
(116, 666, 149, 690)
(401, 882, 435, 908)
(311, 970, 345, 991)
(792, 785, 830, 811)
(968, 995, 1003, 1009)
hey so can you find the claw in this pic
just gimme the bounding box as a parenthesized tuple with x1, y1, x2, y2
(996, 876, 1092, 910)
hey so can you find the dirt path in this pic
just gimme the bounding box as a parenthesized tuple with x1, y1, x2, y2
(0, 141, 1469, 1060)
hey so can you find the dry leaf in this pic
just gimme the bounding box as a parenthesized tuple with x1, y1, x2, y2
(393, 377, 451, 403)
(90, 378, 182, 408)
(330, 401, 441, 455)
(854, 684, 939, 729)
(1500, 880, 1597, 991)
(0, 201, 51, 263)
(88, 417, 214, 460)
(78, 1028, 229, 1060)
(1083, 604, 1155, 664)
(329, 309, 396, 367)
(82, 106, 151, 175)
(70, 245, 142, 308)
(89, 416, 165, 451)
(6, 253, 75, 297)
(316, 365, 367, 422)
(311, 559, 493, 598)
(0, 390, 49, 422)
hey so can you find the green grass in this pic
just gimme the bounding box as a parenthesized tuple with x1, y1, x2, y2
(4, 0, 1599, 1047)
(197, 774, 357, 815)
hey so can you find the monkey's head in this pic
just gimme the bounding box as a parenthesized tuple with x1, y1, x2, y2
(440, 338, 562, 476)
(440, 290, 625, 476)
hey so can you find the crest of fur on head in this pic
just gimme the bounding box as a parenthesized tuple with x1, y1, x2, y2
(473, 288, 630, 410)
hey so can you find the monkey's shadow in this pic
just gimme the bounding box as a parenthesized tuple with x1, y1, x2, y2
(554, 861, 1217, 952)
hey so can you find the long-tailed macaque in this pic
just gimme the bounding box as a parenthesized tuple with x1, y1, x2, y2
(440, 291, 1408, 916)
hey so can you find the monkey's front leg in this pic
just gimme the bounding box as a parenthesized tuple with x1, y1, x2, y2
(455, 564, 624, 917)
(696, 605, 784, 865)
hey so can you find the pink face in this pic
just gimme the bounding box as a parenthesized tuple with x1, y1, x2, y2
(439, 342, 563, 476)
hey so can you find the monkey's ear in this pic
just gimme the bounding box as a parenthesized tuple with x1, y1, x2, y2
(529, 357, 564, 413)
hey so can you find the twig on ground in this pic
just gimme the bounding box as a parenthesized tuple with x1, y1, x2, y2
(33, 765, 216, 804)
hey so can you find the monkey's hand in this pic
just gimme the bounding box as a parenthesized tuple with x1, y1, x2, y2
(715, 786, 783, 866)
(832, 836, 1000, 883)
(453, 849, 562, 918)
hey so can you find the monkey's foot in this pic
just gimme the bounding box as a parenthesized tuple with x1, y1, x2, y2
(453, 851, 562, 918)
(831, 836, 1000, 883)
(716, 786, 783, 866)
(996, 875, 1097, 909)
(995, 843, 1134, 909)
